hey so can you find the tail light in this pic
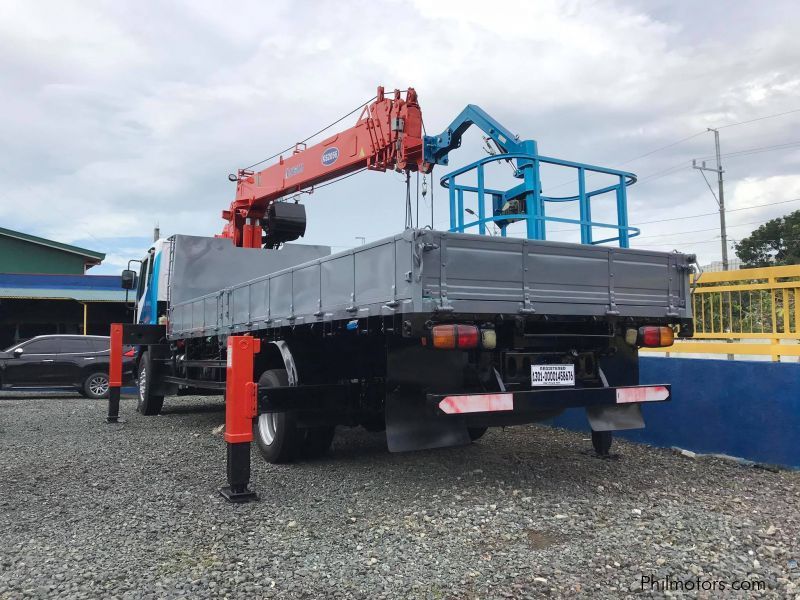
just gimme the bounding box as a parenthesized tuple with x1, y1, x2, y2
(638, 326, 674, 348)
(480, 329, 497, 350)
(428, 324, 480, 349)
(123, 348, 135, 357)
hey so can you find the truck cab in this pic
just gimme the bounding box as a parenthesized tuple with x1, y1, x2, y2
(121, 239, 172, 326)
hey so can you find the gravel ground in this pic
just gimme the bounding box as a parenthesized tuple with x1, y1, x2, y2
(1, 393, 798, 599)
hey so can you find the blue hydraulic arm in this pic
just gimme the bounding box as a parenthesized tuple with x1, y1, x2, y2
(423, 105, 639, 247)
(424, 104, 532, 167)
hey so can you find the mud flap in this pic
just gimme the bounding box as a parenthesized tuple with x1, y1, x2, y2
(385, 392, 471, 453)
(586, 403, 644, 432)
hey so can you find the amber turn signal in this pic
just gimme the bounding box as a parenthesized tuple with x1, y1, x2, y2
(638, 325, 674, 348)
(426, 324, 481, 349)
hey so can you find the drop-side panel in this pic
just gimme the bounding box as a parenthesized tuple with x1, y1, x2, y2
(167, 229, 693, 339)
(203, 296, 218, 333)
(321, 255, 355, 312)
(443, 236, 524, 303)
(355, 240, 395, 306)
(249, 279, 269, 323)
(293, 263, 321, 316)
(270, 272, 292, 321)
(613, 251, 671, 306)
(231, 285, 250, 326)
(526, 244, 611, 305)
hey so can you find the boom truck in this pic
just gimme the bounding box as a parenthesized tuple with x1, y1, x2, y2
(116, 86, 694, 464)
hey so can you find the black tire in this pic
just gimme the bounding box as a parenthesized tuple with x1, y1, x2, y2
(82, 372, 110, 399)
(137, 351, 164, 415)
(254, 369, 302, 463)
(468, 426, 488, 442)
(300, 426, 336, 459)
(591, 430, 613, 456)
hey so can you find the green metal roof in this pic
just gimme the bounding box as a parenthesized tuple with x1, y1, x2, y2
(0, 288, 127, 302)
(0, 226, 105, 263)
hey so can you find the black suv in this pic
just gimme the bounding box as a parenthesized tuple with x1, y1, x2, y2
(0, 335, 135, 399)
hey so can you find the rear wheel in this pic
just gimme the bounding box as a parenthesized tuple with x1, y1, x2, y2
(137, 351, 164, 415)
(300, 426, 335, 458)
(254, 369, 302, 463)
(82, 372, 109, 399)
(591, 430, 613, 456)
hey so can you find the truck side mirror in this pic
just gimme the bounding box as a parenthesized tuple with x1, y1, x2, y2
(121, 269, 137, 290)
(13, 347, 23, 357)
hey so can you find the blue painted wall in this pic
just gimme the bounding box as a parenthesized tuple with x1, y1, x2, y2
(552, 357, 800, 469)
(0, 273, 122, 290)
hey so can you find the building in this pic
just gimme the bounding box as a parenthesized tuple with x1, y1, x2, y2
(0, 227, 131, 348)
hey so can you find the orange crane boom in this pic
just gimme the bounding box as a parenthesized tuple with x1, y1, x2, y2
(221, 86, 427, 248)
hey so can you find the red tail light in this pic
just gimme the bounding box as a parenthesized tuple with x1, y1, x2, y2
(638, 326, 674, 348)
(123, 348, 135, 357)
(429, 324, 479, 349)
(455, 324, 479, 348)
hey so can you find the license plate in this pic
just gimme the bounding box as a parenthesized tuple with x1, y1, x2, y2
(531, 364, 575, 387)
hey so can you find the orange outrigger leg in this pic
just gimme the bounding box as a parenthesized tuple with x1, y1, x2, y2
(219, 335, 261, 503)
(107, 323, 123, 423)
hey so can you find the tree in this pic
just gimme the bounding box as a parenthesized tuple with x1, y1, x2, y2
(734, 209, 800, 267)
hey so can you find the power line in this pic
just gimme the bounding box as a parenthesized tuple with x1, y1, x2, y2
(613, 132, 707, 167)
(636, 197, 800, 226)
(242, 95, 377, 171)
(548, 197, 800, 234)
(696, 140, 800, 162)
(634, 238, 726, 248)
(621, 107, 800, 166)
(635, 217, 786, 240)
(635, 161, 691, 185)
(313, 167, 368, 190)
(636, 236, 800, 248)
(718, 107, 800, 129)
(546, 107, 800, 193)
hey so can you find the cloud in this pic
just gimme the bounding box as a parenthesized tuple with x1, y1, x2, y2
(0, 0, 799, 273)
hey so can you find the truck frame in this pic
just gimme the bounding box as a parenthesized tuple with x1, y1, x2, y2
(113, 87, 694, 464)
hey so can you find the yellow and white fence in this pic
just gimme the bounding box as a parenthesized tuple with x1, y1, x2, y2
(642, 264, 800, 361)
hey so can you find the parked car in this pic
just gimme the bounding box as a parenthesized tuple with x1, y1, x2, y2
(0, 335, 135, 399)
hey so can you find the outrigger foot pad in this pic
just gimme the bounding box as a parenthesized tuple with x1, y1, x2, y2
(219, 486, 259, 503)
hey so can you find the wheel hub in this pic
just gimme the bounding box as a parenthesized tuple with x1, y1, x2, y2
(257, 413, 279, 446)
(89, 375, 109, 396)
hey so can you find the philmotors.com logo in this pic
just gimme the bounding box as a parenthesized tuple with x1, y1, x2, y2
(321, 147, 339, 166)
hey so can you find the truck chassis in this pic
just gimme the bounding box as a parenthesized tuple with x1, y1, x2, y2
(122, 229, 692, 462)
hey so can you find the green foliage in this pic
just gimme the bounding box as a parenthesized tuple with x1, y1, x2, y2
(734, 209, 800, 267)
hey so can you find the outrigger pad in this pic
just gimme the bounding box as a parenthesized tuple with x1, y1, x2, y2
(385, 392, 471, 453)
(586, 403, 644, 432)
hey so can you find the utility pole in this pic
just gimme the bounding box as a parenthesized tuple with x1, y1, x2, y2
(692, 128, 729, 270)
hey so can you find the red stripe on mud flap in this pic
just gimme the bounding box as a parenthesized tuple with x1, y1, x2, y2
(615, 385, 669, 404)
(439, 393, 514, 414)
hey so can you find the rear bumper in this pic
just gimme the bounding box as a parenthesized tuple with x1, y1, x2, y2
(429, 384, 671, 417)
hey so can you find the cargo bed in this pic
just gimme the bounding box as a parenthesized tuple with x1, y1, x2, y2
(168, 230, 692, 339)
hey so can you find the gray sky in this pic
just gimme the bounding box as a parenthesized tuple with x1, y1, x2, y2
(1, 0, 799, 273)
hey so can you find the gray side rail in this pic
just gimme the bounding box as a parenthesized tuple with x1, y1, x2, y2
(168, 229, 692, 339)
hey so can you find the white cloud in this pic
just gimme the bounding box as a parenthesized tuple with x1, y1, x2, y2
(0, 0, 798, 273)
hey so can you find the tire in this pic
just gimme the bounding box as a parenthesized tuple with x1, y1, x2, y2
(300, 426, 336, 459)
(137, 351, 164, 416)
(591, 430, 613, 456)
(254, 369, 302, 463)
(468, 426, 488, 442)
(82, 372, 109, 399)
